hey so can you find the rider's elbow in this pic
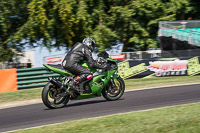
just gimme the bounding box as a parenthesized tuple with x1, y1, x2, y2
(88, 62, 95, 68)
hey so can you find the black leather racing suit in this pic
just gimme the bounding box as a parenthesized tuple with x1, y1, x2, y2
(62, 42, 106, 83)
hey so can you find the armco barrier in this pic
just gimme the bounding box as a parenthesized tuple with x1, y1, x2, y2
(17, 67, 60, 89)
(15, 56, 200, 90)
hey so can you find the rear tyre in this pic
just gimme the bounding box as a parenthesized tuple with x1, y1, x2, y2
(42, 82, 70, 109)
(102, 76, 125, 101)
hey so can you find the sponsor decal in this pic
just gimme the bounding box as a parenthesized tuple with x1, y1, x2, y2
(46, 57, 62, 63)
(187, 56, 200, 76)
(91, 82, 103, 87)
(118, 61, 147, 79)
(147, 60, 188, 76)
(110, 54, 125, 59)
(180, 22, 188, 24)
(117, 57, 200, 79)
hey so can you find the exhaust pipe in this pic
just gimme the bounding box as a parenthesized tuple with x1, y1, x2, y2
(50, 78, 63, 88)
(49, 79, 74, 97)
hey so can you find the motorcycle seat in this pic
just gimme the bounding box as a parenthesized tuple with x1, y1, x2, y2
(47, 64, 72, 73)
(47, 64, 63, 69)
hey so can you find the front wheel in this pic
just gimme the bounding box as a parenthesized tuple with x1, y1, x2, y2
(42, 82, 70, 109)
(102, 76, 125, 101)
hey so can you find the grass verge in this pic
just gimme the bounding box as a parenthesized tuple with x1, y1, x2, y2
(0, 88, 42, 106)
(125, 75, 200, 90)
(0, 75, 200, 105)
(13, 102, 200, 133)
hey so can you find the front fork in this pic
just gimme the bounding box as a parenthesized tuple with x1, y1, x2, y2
(109, 74, 119, 91)
(110, 78, 116, 88)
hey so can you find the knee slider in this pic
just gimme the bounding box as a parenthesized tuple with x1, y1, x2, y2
(87, 75, 93, 80)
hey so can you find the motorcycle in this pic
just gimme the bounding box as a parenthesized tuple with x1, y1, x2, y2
(42, 52, 125, 109)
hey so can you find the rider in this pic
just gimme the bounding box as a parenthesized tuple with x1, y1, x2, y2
(62, 37, 107, 92)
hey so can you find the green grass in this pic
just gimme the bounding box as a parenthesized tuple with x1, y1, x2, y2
(0, 75, 200, 105)
(13, 102, 200, 133)
(0, 88, 42, 105)
(125, 75, 200, 90)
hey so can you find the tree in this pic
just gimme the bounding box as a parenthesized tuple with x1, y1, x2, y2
(9, 0, 75, 48)
(108, 0, 177, 51)
(91, 0, 118, 51)
(0, 0, 31, 62)
(1, 0, 200, 63)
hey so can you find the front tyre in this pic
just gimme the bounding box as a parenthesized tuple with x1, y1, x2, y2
(102, 76, 125, 101)
(42, 82, 70, 109)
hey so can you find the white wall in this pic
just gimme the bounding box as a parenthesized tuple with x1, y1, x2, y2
(18, 50, 35, 67)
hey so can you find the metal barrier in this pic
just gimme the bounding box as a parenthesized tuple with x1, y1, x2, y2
(121, 50, 161, 60)
(121, 50, 200, 59)
(17, 67, 60, 89)
(161, 49, 200, 58)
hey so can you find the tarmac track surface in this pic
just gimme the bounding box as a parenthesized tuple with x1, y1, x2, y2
(0, 84, 200, 132)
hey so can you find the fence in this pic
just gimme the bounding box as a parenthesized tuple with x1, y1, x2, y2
(161, 49, 200, 58)
(122, 50, 200, 59)
(17, 67, 59, 89)
(121, 50, 161, 60)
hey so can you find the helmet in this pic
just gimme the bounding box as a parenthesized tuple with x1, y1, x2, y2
(82, 37, 96, 51)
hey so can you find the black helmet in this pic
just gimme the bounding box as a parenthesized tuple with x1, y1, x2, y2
(82, 37, 96, 51)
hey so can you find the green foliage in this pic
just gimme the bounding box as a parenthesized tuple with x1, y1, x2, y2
(94, 25, 118, 52)
(0, 0, 31, 62)
(109, 0, 177, 51)
(0, 47, 15, 62)
(0, 0, 200, 62)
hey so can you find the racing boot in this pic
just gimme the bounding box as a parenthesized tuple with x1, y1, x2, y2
(70, 74, 92, 92)
(70, 75, 84, 92)
(70, 77, 80, 92)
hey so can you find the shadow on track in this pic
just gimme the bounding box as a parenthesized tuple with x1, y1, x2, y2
(43, 98, 124, 110)
(67, 98, 124, 108)
(67, 99, 108, 107)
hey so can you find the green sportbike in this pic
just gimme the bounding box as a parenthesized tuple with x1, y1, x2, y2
(42, 52, 125, 109)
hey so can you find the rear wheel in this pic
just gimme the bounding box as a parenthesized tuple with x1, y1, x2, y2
(42, 82, 70, 109)
(102, 76, 125, 101)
